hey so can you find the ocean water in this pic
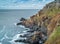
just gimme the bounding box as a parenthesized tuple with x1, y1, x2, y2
(0, 9, 39, 44)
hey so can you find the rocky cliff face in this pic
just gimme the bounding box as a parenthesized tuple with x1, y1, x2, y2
(17, 0, 60, 44)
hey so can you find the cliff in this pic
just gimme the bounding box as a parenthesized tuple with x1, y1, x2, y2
(45, 26, 60, 44)
(17, 0, 60, 44)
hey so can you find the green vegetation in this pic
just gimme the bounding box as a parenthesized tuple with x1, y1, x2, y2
(45, 7, 60, 17)
(45, 26, 60, 44)
(43, 1, 60, 17)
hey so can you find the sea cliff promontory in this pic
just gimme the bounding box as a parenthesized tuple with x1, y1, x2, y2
(16, 0, 60, 44)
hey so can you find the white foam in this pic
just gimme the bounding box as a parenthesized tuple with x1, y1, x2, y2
(10, 34, 20, 42)
(10, 33, 27, 44)
(13, 34, 20, 39)
(23, 31, 27, 33)
(19, 25, 25, 28)
(10, 34, 21, 44)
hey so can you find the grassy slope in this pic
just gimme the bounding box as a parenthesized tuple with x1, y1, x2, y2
(32, 1, 60, 26)
(45, 26, 60, 44)
(43, 2, 60, 44)
(43, 1, 60, 17)
(44, 1, 60, 44)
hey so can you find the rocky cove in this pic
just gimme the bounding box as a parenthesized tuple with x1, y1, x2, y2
(14, 0, 60, 44)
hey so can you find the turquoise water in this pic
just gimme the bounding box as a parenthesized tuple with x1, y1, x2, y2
(0, 9, 39, 44)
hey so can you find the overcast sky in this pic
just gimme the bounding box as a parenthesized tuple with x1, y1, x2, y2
(0, 0, 54, 9)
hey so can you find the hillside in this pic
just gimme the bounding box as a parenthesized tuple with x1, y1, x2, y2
(16, 0, 60, 44)
(45, 26, 60, 44)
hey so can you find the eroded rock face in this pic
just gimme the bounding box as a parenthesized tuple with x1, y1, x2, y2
(30, 31, 47, 43)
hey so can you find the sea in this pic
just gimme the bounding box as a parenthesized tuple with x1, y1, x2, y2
(0, 9, 39, 44)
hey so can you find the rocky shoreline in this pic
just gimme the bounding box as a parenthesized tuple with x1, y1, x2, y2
(14, 17, 48, 44)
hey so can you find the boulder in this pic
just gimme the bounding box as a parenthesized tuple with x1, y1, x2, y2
(20, 18, 26, 21)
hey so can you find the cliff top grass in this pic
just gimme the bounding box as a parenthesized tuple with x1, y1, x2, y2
(42, 1, 60, 17)
(45, 6, 60, 17)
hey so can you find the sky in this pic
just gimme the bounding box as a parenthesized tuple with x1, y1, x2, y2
(0, 0, 54, 9)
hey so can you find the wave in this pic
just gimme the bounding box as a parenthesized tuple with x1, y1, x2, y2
(10, 33, 27, 44)
(9, 34, 20, 44)
(19, 25, 25, 28)
(10, 34, 20, 42)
